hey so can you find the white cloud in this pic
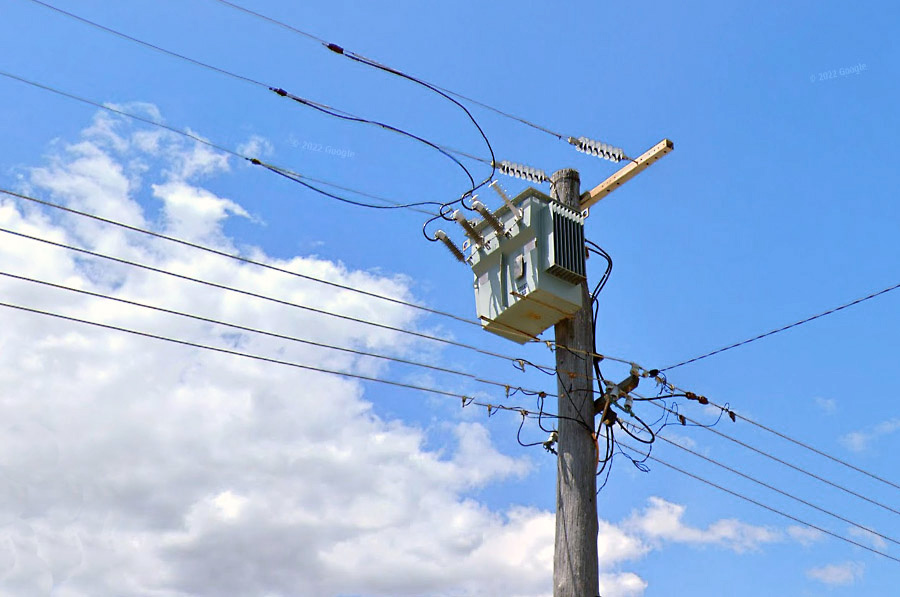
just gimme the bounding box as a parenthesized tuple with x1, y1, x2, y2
(0, 108, 656, 597)
(814, 396, 837, 414)
(806, 561, 864, 586)
(848, 526, 888, 550)
(787, 525, 824, 546)
(626, 497, 781, 553)
(840, 418, 900, 452)
(236, 134, 274, 159)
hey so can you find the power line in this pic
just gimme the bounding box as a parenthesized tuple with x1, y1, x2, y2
(0, 224, 563, 371)
(642, 369, 900, 493)
(0, 299, 534, 418)
(642, 395, 900, 518)
(656, 434, 900, 548)
(23, 0, 492, 208)
(661, 281, 900, 371)
(0, 187, 476, 326)
(0, 69, 441, 214)
(0, 269, 566, 401)
(205, 0, 570, 142)
(618, 440, 900, 565)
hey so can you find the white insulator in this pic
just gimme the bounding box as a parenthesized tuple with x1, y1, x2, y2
(569, 136, 625, 163)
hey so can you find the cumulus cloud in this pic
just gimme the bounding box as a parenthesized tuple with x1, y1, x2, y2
(840, 418, 900, 453)
(806, 561, 864, 586)
(625, 497, 781, 553)
(814, 396, 837, 414)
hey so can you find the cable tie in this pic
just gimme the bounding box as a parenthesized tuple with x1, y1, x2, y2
(325, 42, 344, 54)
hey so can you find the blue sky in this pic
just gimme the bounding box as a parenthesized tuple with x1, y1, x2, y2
(1, 0, 899, 595)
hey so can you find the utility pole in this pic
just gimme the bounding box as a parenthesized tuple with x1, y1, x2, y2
(551, 168, 599, 597)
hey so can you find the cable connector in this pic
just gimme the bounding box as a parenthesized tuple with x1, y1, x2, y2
(543, 430, 558, 454)
(471, 199, 505, 237)
(568, 136, 625, 163)
(434, 230, 466, 262)
(495, 160, 549, 183)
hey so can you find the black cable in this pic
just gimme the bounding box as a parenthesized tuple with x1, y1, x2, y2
(0, 70, 441, 214)
(618, 440, 900, 565)
(662, 281, 900, 371)
(24, 0, 481, 196)
(206, 0, 570, 142)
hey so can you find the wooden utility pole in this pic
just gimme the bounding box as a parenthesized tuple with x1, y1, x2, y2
(551, 168, 599, 597)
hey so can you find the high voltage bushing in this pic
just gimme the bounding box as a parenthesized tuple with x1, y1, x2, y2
(453, 210, 486, 248)
(471, 199, 506, 236)
(495, 160, 549, 183)
(568, 136, 625, 163)
(434, 230, 466, 262)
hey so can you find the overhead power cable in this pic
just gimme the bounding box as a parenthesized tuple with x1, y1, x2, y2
(662, 281, 900, 371)
(205, 0, 569, 142)
(0, 269, 565, 401)
(0, 225, 563, 371)
(0, 188, 475, 326)
(656, 434, 900, 548)
(642, 395, 900, 518)
(0, 69, 441, 215)
(23, 0, 491, 208)
(618, 440, 900, 565)
(0, 300, 533, 418)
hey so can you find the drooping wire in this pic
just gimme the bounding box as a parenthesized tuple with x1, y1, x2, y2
(0, 70, 442, 214)
(205, 0, 570, 142)
(22, 0, 483, 198)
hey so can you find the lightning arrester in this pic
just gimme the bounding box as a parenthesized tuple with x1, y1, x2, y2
(434, 230, 466, 262)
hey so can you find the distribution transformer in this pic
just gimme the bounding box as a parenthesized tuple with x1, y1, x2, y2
(466, 187, 586, 344)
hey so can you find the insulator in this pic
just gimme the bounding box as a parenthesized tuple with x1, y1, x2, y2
(434, 230, 466, 262)
(453, 210, 485, 246)
(496, 160, 549, 183)
(489, 180, 522, 220)
(471, 200, 505, 236)
(567, 136, 625, 163)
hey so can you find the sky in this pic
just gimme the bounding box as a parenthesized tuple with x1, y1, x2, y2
(1, 0, 899, 595)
